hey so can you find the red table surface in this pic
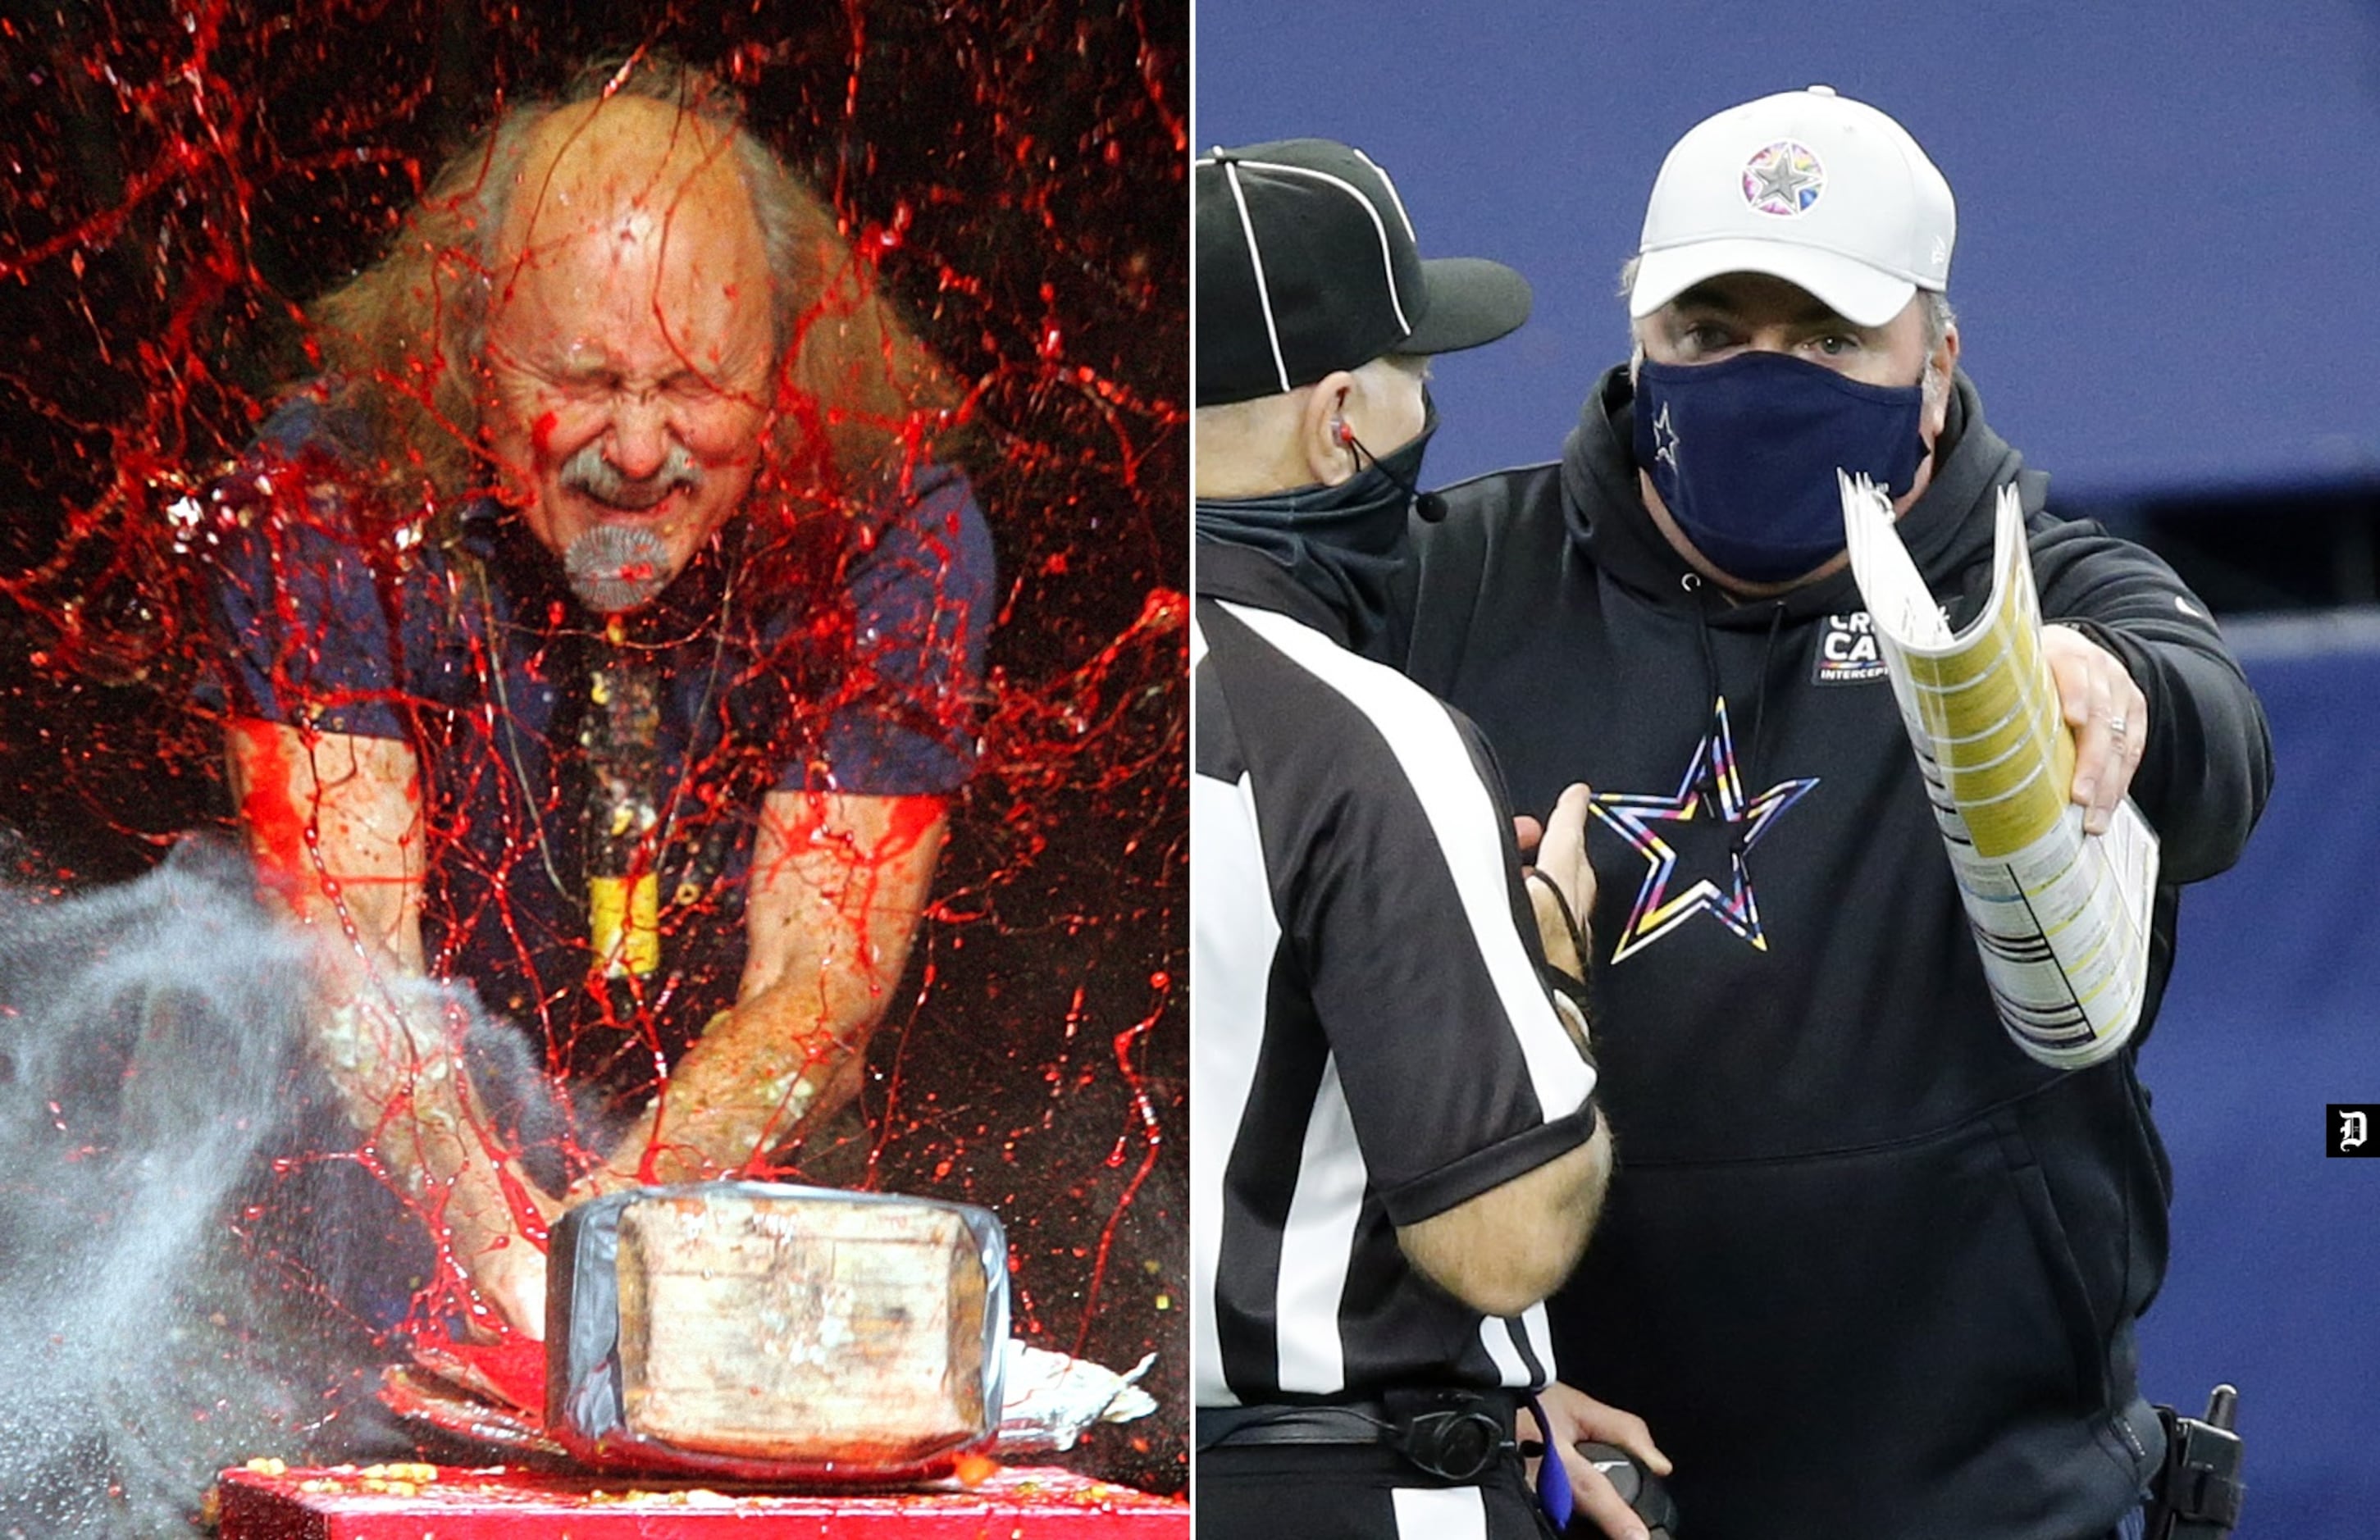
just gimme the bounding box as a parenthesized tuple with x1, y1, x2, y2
(215, 1463, 1188, 1539)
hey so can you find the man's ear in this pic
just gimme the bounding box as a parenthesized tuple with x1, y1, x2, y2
(1922, 324, 1961, 442)
(1298, 371, 1361, 487)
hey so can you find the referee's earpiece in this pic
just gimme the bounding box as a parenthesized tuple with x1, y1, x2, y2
(1334, 412, 1448, 524)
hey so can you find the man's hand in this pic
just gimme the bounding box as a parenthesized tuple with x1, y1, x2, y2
(431, 1132, 563, 1342)
(2044, 624, 2148, 836)
(1516, 783, 1596, 981)
(1522, 1380, 1672, 1540)
(455, 1212, 553, 1342)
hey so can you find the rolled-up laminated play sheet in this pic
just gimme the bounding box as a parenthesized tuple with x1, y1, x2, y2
(1840, 472, 2159, 1068)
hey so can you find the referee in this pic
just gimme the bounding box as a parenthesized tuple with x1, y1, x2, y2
(1192, 139, 1649, 1539)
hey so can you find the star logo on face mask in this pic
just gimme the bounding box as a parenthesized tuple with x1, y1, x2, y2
(1591, 698, 1819, 963)
(1650, 403, 1680, 469)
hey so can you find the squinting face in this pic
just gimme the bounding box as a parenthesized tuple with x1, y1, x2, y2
(480, 104, 777, 605)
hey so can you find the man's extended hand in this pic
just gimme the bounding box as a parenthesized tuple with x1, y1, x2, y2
(2044, 624, 2147, 836)
(457, 1213, 552, 1342)
(1516, 783, 1596, 980)
(444, 1153, 563, 1342)
(1522, 1380, 1673, 1540)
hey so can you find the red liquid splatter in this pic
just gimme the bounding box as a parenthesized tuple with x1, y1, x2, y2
(0, 0, 1186, 1498)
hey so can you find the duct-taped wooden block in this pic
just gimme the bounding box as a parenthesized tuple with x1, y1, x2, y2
(547, 1182, 1008, 1482)
(612, 1194, 987, 1459)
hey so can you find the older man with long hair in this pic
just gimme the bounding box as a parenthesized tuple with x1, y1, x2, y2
(207, 58, 992, 1342)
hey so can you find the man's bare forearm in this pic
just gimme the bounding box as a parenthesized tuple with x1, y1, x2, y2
(1397, 1119, 1613, 1319)
(317, 986, 545, 1205)
(580, 979, 878, 1189)
(230, 719, 554, 1333)
(308, 977, 558, 1337)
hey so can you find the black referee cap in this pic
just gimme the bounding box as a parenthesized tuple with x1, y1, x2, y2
(1195, 139, 1532, 408)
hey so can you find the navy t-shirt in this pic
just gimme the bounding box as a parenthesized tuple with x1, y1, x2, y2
(202, 395, 993, 1126)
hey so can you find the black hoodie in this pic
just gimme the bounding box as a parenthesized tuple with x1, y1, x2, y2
(1391, 366, 2273, 1540)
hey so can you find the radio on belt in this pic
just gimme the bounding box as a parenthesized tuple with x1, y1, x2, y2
(545, 1182, 1010, 1482)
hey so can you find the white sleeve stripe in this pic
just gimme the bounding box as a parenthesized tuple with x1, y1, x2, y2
(1221, 601, 1597, 1119)
(1478, 1313, 1530, 1387)
(1521, 1301, 1557, 1385)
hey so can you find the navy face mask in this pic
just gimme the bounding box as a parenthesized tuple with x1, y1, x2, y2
(1633, 351, 1929, 584)
(1195, 398, 1438, 652)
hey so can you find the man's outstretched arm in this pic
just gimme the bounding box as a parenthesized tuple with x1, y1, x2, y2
(226, 717, 557, 1340)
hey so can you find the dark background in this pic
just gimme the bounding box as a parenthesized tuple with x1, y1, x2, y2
(0, 0, 1187, 1499)
(1197, 3, 2380, 1531)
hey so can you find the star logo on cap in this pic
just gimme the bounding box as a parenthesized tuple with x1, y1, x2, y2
(1742, 140, 1823, 217)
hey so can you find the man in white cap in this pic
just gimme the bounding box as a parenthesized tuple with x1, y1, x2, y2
(1394, 89, 2273, 1539)
(1192, 138, 1670, 1539)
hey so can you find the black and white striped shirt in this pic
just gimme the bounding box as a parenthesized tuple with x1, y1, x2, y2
(1192, 544, 1598, 1409)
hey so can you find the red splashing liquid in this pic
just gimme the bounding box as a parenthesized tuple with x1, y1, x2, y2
(0, 0, 1185, 1501)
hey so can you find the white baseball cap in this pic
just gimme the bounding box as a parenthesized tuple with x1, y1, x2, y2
(1630, 86, 1955, 330)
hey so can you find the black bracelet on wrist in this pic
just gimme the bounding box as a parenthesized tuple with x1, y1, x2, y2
(1524, 869, 1589, 981)
(1539, 960, 1590, 1008)
(1542, 971, 1594, 1059)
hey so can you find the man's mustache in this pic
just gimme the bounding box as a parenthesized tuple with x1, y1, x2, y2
(559, 441, 704, 510)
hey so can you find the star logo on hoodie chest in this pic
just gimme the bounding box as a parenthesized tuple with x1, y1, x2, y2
(1589, 697, 1818, 963)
